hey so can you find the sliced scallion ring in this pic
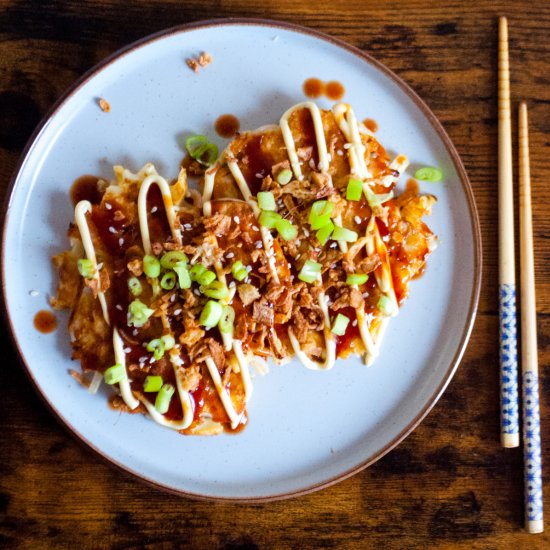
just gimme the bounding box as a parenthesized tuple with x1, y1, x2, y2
(276, 218, 298, 241)
(231, 261, 248, 282)
(185, 135, 208, 156)
(200, 281, 229, 300)
(316, 220, 334, 245)
(143, 375, 163, 392)
(155, 383, 175, 414)
(257, 191, 277, 211)
(415, 166, 443, 182)
(103, 364, 126, 385)
(364, 186, 394, 208)
(143, 255, 161, 278)
(346, 178, 363, 201)
(146, 338, 165, 360)
(189, 263, 207, 282)
(128, 277, 142, 296)
(219, 305, 235, 335)
(77, 258, 95, 279)
(377, 295, 395, 316)
(127, 299, 155, 327)
(259, 210, 282, 229)
(197, 269, 216, 286)
(160, 271, 177, 290)
(160, 334, 175, 351)
(276, 168, 293, 185)
(160, 251, 188, 270)
(346, 273, 369, 286)
(199, 300, 223, 328)
(174, 261, 191, 289)
(298, 259, 322, 284)
(332, 226, 358, 243)
(331, 314, 350, 336)
(309, 200, 334, 230)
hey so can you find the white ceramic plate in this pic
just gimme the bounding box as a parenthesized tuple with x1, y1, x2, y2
(1, 19, 481, 501)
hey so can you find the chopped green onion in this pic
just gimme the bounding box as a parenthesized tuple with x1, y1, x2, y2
(143, 375, 163, 392)
(199, 300, 223, 328)
(143, 255, 161, 278)
(331, 314, 350, 336)
(257, 191, 277, 211)
(197, 143, 218, 166)
(174, 261, 191, 289)
(200, 281, 229, 300)
(128, 277, 142, 296)
(346, 273, 369, 286)
(160, 251, 188, 270)
(415, 166, 443, 182)
(128, 299, 155, 327)
(298, 259, 322, 284)
(309, 200, 334, 230)
(147, 338, 165, 360)
(276, 218, 298, 241)
(378, 295, 396, 316)
(346, 178, 363, 201)
(197, 269, 216, 286)
(231, 261, 249, 282)
(160, 334, 175, 351)
(189, 263, 207, 281)
(160, 271, 177, 290)
(364, 186, 394, 208)
(103, 364, 126, 385)
(276, 168, 293, 185)
(77, 258, 95, 279)
(316, 221, 334, 245)
(332, 226, 358, 243)
(219, 305, 235, 335)
(155, 383, 175, 414)
(185, 135, 208, 156)
(259, 210, 282, 229)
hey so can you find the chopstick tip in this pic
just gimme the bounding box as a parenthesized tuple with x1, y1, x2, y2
(499, 16, 508, 39)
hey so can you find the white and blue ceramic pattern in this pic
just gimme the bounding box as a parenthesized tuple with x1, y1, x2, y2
(499, 283, 520, 440)
(1, 20, 480, 499)
(522, 370, 543, 524)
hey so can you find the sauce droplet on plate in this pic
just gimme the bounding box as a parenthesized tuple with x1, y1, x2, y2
(363, 118, 378, 133)
(34, 310, 57, 333)
(215, 114, 240, 138)
(325, 81, 345, 100)
(303, 78, 325, 98)
(71, 175, 103, 206)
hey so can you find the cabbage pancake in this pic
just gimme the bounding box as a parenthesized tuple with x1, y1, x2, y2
(53, 101, 436, 435)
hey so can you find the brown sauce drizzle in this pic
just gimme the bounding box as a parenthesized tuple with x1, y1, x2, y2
(34, 310, 57, 333)
(215, 114, 240, 138)
(303, 78, 325, 98)
(303, 78, 345, 100)
(363, 118, 378, 133)
(325, 81, 345, 101)
(70, 175, 104, 206)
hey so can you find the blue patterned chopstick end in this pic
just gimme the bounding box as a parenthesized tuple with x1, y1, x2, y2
(499, 283, 519, 437)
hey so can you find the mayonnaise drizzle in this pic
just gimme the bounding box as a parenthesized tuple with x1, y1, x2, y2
(205, 357, 243, 429)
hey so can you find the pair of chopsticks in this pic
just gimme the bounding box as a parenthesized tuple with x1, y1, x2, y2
(498, 16, 543, 534)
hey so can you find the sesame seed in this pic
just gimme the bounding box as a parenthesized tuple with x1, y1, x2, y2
(173, 309, 182, 315)
(233, 216, 240, 224)
(255, 172, 264, 178)
(151, 206, 158, 213)
(245, 265, 253, 272)
(105, 203, 112, 210)
(193, 289, 201, 296)
(96, 262, 104, 270)
(309, 159, 316, 169)
(149, 357, 155, 364)
(124, 347, 131, 353)
(362, 291, 370, 298)
(290, 275, 294, 282)
(337, 150, 344, 156)
(352, 319, 358, 327)
(108, 226, 116, 234)
(226, 252, 235, 259)
(170, 294, 176, 302)
(344, 143, 352, 149)
(118, 238, 124, 246)
(255, 241, 263, 249)
(330, 242, 338, 248)
(252, 225, 259, 231)
(295, 253, 301, 260)
(354, 216, 362, 224)
(133, 329, 138, 336)
(303, 228, 310, 237)
(229, 281, 236, 288)
(184, 223, 192, 230)
(29, 290, 39, 297)
(115, 304, 123, 311)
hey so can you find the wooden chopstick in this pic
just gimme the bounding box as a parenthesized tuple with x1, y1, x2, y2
(498, 16, 520, 448)
(518, 102, 544, 534)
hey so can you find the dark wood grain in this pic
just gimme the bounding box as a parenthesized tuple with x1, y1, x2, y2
(1, 1, 549, 548)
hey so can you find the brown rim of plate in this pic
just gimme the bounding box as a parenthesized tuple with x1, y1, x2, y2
(0, 17, 482, 503)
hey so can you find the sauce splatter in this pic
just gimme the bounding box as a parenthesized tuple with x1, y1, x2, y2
(303, 78, 325, 98)
(34, 310, 57, 333)
(215, 114, 240, 138)
(363, 118, 378, 133)
(325, 81, 345, 101)
(70, 175, 103, 206)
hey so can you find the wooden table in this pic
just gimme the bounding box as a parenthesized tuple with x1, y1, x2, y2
(1, 1, 549, 547)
